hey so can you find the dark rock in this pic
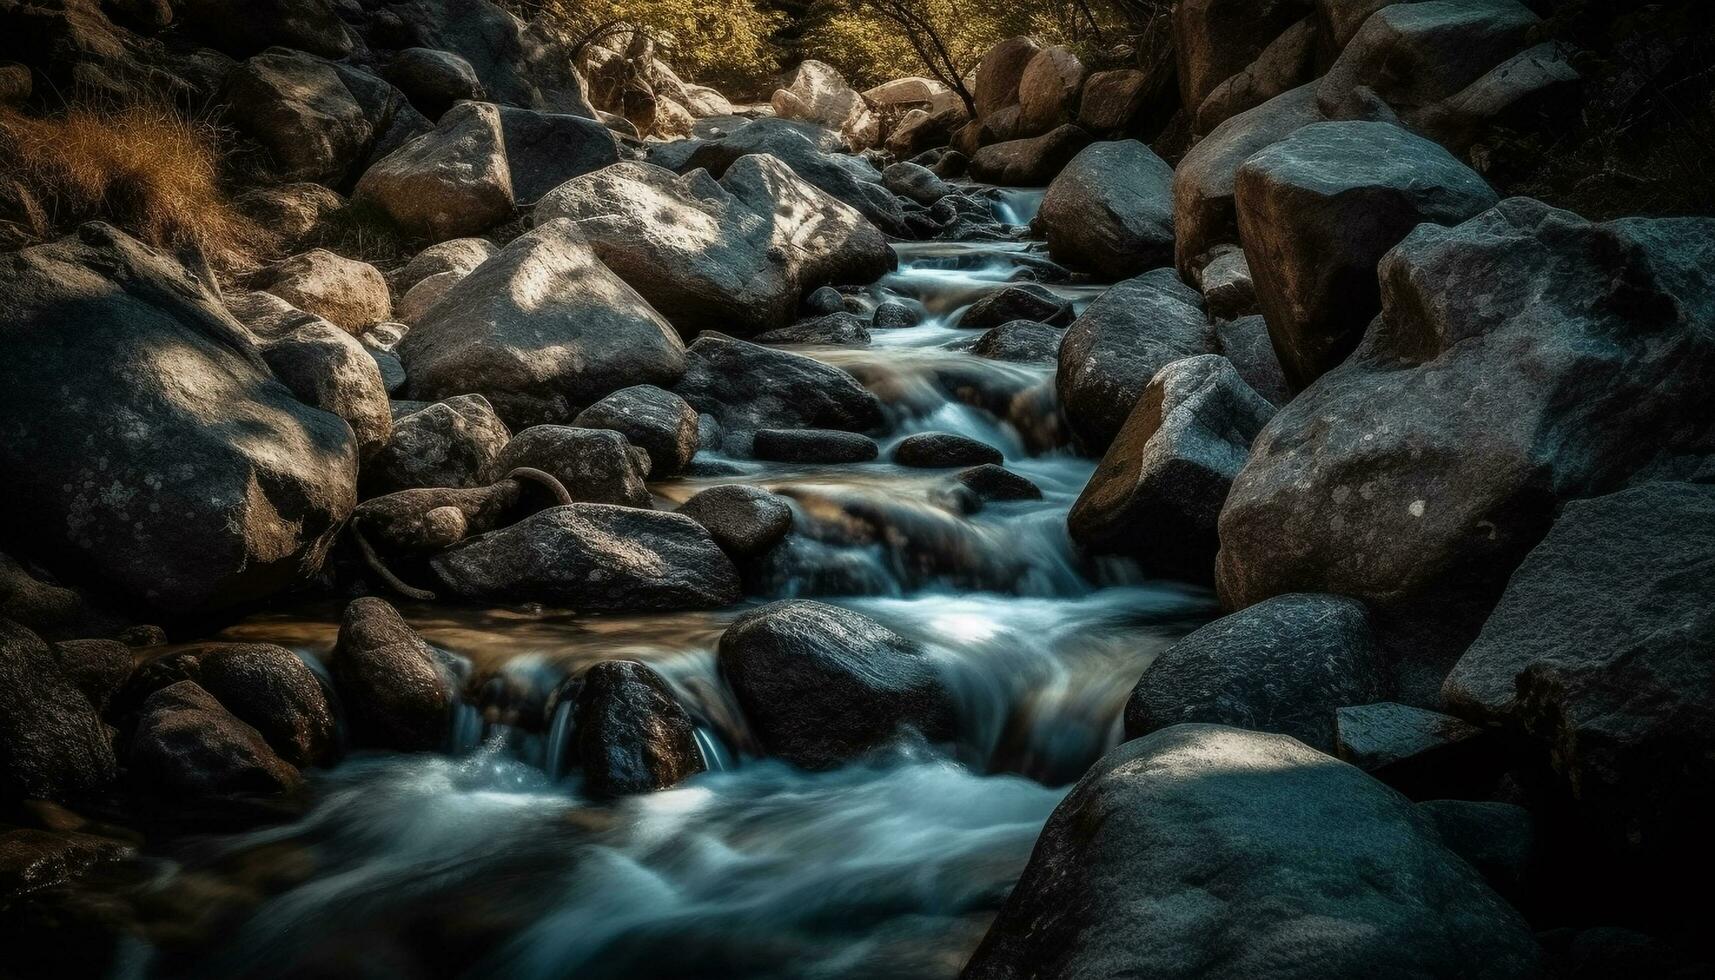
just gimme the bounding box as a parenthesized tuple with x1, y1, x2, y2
(969, 320, 1062, 363)
(1017, 45, 1087, 135)
(496, 104, 622, 206)
(872, 301, 920, 329)
(718, 600, 955, 769)
(1037, 140, 1175, 279)
(676, 485, 795, 560)
(128, 681, 302, 799)
(194, 644, 336, 768)
(1418, 799, 1535, 902)
(881, 161, 951, 205)
(1194, 16, 1319, 135)
(1213, 313, 1290, 405)
(332, 597, 455, 752)
(0, 552, 130, 645)
(1540, 927, 1711, 980)
(893, 432, 1003, 468)
(1068, 355, 1273, 580)
(964, 723, 1541, 980)
(1077, 68, 1168, 136)
(0, 619, 116, 803)
(431, 505, 741, 610)
(572, 384, 700, 476)
(1197, 244, 1258, 320)
(385, 47, 485, 120)
(673, 334, 884, 451)
(364, 394, 510, 495)
(173, 0, 351, 59)
(752, 429, 879, 463)
(1173, 0, 1310, 113)
(1334, 701, 1498, 800)
(804, 285, 845, 316)
(954, 464, 1042, 502)
(957, 284, 1074, 330)
(755, 312, 872, 346)
(47, 638, 132, 714)
(968, 124, 1095, 186)
(0, 827, 131, 899)
(484, 425, 651, 508)
(574, 660, 705, 796)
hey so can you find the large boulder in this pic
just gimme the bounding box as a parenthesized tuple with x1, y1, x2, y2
(1236, 121, 1498, 389)
(1076, 68, 1167, 136)
(1124, 595, 1386, 751)
(1017, 46, 1088, 135)
(1216, 199, 1715, 687)
(364, 394, 509, 495)
(258, 248, 393, 333)
(969, 124, 1095, 186)
(1174, 0, 1313, 113)
(770, 60, 864, 132)
(572, 384, 699, 476)
(1443, 483, 1715, 869)
(353, 100, 514, 242)
(1037, 140, 1174, 280)
(173, 0, 351, 59)
(965, 724, 1541, 980)
(0, 224, 356, 615)
(1068, 355, 1274, 581)
(0, 619, 116, 803)
(974, 37, 1042, 121)
(1056, 268, 1214, 453)
(191, 643, 336, 769)
(672, 333, 884, 451)
(384, 47, 486, 120)
(495, 104, 621, 205)
(537, 156, 892, 338)
(1193, 16, 1319, 135)
(399, 217, 685, 427)
(332, 597, 455, 752)
(128, 681, 303, 799)
(483, 425, 651, 508)
(676, 485, 794, 560)
(573, 660, 706, 796)
(256, 311, 393, 460)
(431, 505, 741, 610)
(717, 600, 955, 769)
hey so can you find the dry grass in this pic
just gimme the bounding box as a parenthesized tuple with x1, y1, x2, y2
(0, 103, 275, 269)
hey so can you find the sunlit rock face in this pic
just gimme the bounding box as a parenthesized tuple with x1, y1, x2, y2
(0, 223, 358, 616)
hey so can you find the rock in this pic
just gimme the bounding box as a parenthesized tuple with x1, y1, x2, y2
(864, 76, 953, 109)
(1077, 68, 1164, 136)
(1317, 0, 1539, 122)
(1540, 927, 1711, 980)
(957, 284, 1074, 330)
(752, 428, 879, 463)
(717, 600, 955, 768)
(1194, 16, 1319, 135)
(128, 681, 302, 799)
(676, 485, 794, 560)
(400, 218, 685, 427)
(1069, 355, 1273, 579)
(173, 0, 350, 59)
(484, 425, 651, 508)
(431, 505, 741, 610)
(804, 285, 844, 316)
(385, 47, 484, 119)
(881, 161, 951, 205)
(1216, 200, 1715, 683)
(234, 183, 344, 245)
(45, 637, 131, 713)
(0, 224, 356, 615)
(682, 84, 734, 118)
(1334, 701, 1502, 800)
(955, 464, 1042, 503)
(886, 105, 966, 158)
(1236, 121, 1498, 389)
(573, 660, 705, 796)
(974, 37, 1042, 121)
(0, 827, 131, 898)
(755, 312, 872, 347)
(495, 104, 622, 206)
(1123, 595, 1384, 751)
(1213, 314, 1290, 407)
(572, 385, 700, 476)
(673, 333, 884, 451)
(0, 553, 130, 644)
(1057, 268, 1214, 453)
(193, 644, 336, 768)
(353, 100, 514, 242)
(537, 157, 892, 338)
(259, 315, 394, 459)
(1197, 244, 1258, 320)
(1442, 483, 1715, 867)
(257, 247, 391, 334)
(970, 320, 1062, 363)
(1037, 140, 1175, 280)
(964, 723, 1541, 980)
(1174, 0, 1313, 114)
(395, 237, 496, 292)
(770, 60, 864, 132)
(332, 597, 454, 752)
(0, 619, 116, 803)
(395, 268, 463, 325)
(1418, 799, 1536, 901)
(364, 394, 510, 495)
(968, 124, 1094, 186)
(893, 432, 1003, 468)
(1017, 46, 1088, 135)
(873, 301, 921, 330)
(1411, 41, 1581, 153)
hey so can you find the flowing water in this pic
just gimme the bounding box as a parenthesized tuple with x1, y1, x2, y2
(105, 189, 1216, 979)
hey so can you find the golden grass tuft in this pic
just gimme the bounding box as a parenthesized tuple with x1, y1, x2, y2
(0, 103, 276, 269)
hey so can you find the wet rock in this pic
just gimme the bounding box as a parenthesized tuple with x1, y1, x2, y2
(1038, 140, 1174, 280)
(1069, 355, 1273, 579)
(957, 284, 1074, 330)
(400, 218, 685, 428)
(332, 597, 455, 752)
(0, 224, 356, 615)
(1442, 482, 1715, 868)
(484, 425, 651, 508)
(573, 385, 700, 476)
(496, 104, 622, 206)
(804, 285, 845, 316)
(432, 505, 741, 611)
(872, 301, 920, 329)
(969, 124, 1095, 186)
(969, 320, 1061, 363)
(1213, 314, 1290, 406)
(974, 37, 1042, 121)
(259, 315, 393, 459)
(954, 464, 1042, 503)
(1017, 46, 1088, 135)
(1057, 268, 1213, 453)
(964, 724, 1541, 980)
(363, 394, 510, 495)
(0, 827, 131, 898)
(893, 432, 1003, 468)
(755, 312, 872, 347)
(1334, 701, 1496, 800)
(677, 485, 795, 560)
(718, 600, 955, 769)
(1236, 121, 1498, 389)
(128, 681, 303, 799)
(385, 47, 485, 120)
(1317, 0, 1539, 122)
(1418, 799, 1535, 902)
(0, 619, 116, 803)
(1216, 200, 1715, 685)
(752, 429, 879, 463)
(193, 643, 336, 768)
(1123, 595, 1385, 751)
(882, 161, 951, 205)
(673, 334, 884, 451)
(396, 237, 496, 292)
(353, 100, 514, 241)
(574, 660, 705, 796)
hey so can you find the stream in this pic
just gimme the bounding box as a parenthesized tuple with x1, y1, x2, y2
(107, 187, 1217, 979)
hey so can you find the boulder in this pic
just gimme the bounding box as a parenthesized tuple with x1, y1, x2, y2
(259, 248, 393, 335)
(1197, 245, 1259, 320)
(881, 161, 952, 205)
(0, 553, 131, 644)
(173, 0, 350, 59)
(1235, 121, 1498, 389)
(396, 268, 463, 325)
(573, 660, 705, 796)
(258, 315, 393, 459)
(770, 60, 864, 132)
(1213, 314, 1291, 406)
(1317, 0, 1539, 122)
(755, 312, 872, 347)
(128, 681, 302, 799)
(1057, 268, 1214, 453)
(234, 183, 345, 246)
(1017, 46, 1088, 135)
(1194, 16, 1319, 135)
(353, 100, 514, 242)
(954, 464, 1042, 502)
(1216, 200, 1715, 683)
(331, 597, 455, 752)
(1174, 0, 1314, 113)
(893, 432, 1003, 468)
(957, 284, 1074, 330)
(672, 333, 884, 451)
(573, 385, 700, 476)
(44, 637, 132, 713)
(1077, 68, 1165, 136)
(970, 320, 1062, 363)
(0, 619, 116, 803)
(1334, 701, 1496, 800)
(484, 425, 651, 508)
(1037, 140, 1174, 280)
(969, 124, 1094, 186)
(717, 600, 955, 768)
(1124, 595, 1386, 751)
(973, 37, 1042, 121)
(886, 105, 966, 158)
(192, 643, 336, 768)
(676, 485, 794, 560)
(1442, 482, 1715, 867)
(431, 505, 741, 610)
(752, 428, 879, 463)
(1410, 41, 1581, 153)
(964, 724, 1542, 980)
(1069, 355, 1273, 580)
(681, 84, 734, 118)
(863, 76, 953, 109)
(0, 224, 356, 615)
(363, 394, 510, 495)
(495, 104, 622, 205)
(1418, 799, 1535, 902)
(385, 47, 485, 120)
(400, 218, 685, 427)
(395, 237, 496, 292)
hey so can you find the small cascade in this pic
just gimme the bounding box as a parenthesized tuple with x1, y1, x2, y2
(984, 186, 1047, 227)
(543, 699, 576, 780)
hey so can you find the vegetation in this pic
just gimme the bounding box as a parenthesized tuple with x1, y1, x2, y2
(506, 0, 784, 96)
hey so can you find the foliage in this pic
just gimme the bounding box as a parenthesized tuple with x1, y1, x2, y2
(507, 0, 784, 96)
